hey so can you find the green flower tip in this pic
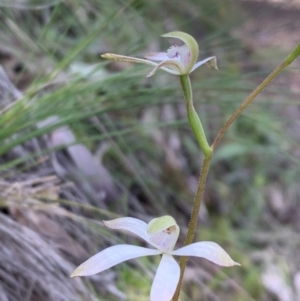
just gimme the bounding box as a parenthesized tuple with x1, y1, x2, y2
(147, 215, 177, 234)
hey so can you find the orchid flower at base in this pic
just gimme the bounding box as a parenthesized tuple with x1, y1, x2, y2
(101, 31, 218, 77)
(71, 216, 240, 301)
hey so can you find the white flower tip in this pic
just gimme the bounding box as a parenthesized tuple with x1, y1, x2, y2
(103, 219, 122, 229)
(233, 261, 241, 267)
(102, 218, 128, 228)
(171, 241, 240, 268)
(102, 220, 110, 226)
(214, 251, 240, 267)
(217, 254, 240, 267)
(222, 258, 240, 267)
(102, 218, 129, 230)
(70, 266, 85, 278)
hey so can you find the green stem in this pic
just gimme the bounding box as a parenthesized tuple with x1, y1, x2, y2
(172, 75, 213, 301)
(172, 155, 212, 301)
(180, 75, 212, 157)
(212, 42, 300, 150)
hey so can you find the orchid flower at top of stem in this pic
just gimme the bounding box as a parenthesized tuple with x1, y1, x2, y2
(102, 31, 216, 155)
(101, 31, 218, 77)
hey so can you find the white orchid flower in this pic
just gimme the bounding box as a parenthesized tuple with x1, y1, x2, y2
(101, 31, 218, 77)
(71, 216, 239, 301)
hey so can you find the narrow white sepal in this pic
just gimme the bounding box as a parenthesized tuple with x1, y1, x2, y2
(147, 60, 182, 77)
(70, 245, 161, 277)
(191, 56, 218, 72)
(150, 254, 180, 301)
(170, 241, 240, 267)
(103, 217, 155, 246)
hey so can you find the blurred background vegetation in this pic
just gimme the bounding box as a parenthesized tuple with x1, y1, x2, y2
(0, 0, 300, 300)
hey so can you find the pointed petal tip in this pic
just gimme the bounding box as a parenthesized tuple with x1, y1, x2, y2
(206, 56, 218, 71)
(171, 242, 240, 267)
(102, 218, 124, 228)
(221, 257, 241, 267)
(70, 267, 84, 278)
(146, 71, 154, 78)
(146, 66, 159, 78)
(103, 219, 117, 228)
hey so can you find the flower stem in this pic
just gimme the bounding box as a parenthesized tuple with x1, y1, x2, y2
(180, 75, 212, 157)
(212, 42, 300, 150)
(172, 154, 212, 301)
(172, 75, 213, 301)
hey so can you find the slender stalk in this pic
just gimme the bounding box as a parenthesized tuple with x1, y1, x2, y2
(172, 155, 212, 301)
(180, 75, 212, 157)
(172, 75, 213, 301)
(212, 42, 300, 150)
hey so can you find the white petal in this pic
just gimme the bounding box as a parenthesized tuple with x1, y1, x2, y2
(190, 56, 218, 72)
(147, 60, 183, 77)
(170, 242, 240, 267)
(151, 254, 180, 301)
(71, 244, 161, 277)
(103, 217, 152, 244)
(144, 52, 170, 61)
